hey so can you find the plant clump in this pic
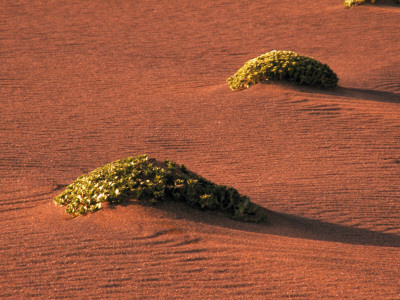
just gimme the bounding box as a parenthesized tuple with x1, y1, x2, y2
(344, 0, 399, 8)
(227, 50, 338, 90)
(54, 155, 266, 222)
(344, 0, 376, 7)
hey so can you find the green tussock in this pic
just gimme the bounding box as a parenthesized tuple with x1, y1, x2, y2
(344, 0, 399, 8)
(54, 155, 266, 222)
(227, 50, 338, 91)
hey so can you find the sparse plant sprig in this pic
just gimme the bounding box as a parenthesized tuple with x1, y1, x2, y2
(54, 155, 266, 222)
(344, 0, 399, 8)
(227, 50, 338, 90)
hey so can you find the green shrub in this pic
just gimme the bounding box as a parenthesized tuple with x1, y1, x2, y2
(227, 50, 338, 90)
(344, 0, 399, 8)
(54, 155, 266, 222)
(344, 0, 375, 7)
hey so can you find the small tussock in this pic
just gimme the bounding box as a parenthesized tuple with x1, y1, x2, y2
(227, 50, 338, 91)
(54, 155, 266, 222)
(344, 0, 400, 8)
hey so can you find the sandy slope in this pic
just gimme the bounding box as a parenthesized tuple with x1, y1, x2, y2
(1, 0, 399, 298)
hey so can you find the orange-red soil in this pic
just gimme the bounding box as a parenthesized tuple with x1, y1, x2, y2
(1, 0, 399, 298)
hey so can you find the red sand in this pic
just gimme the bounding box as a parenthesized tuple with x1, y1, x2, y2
(1, 0, 400, 298)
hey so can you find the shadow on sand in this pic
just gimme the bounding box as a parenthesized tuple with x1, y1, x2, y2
(366, 0, 400, 8)
(311, 86, 400, 104)
(260, 80, 400, 103)
(116, 200, 400, 248)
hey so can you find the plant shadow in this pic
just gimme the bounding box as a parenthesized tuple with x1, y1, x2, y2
(116, 199, 400, 248)
(312, 86, 400, 104)
(260, 80, 400, 104)
(262, 209, 400, 248)
(367, 0, 400, 7)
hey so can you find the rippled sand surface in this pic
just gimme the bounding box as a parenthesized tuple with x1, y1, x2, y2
(1, 0, 399, 298)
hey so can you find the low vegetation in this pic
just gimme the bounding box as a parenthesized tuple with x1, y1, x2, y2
(344, 0, 400, 8)
(54, 155, 266, 222)
(227, 50, 338, 91)
(344, 0, 376, 7)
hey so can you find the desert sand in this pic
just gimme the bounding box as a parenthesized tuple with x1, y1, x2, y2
(1, 0, 400, 298)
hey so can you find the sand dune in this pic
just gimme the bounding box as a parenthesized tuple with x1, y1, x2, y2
(1, 0, 399, 298)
